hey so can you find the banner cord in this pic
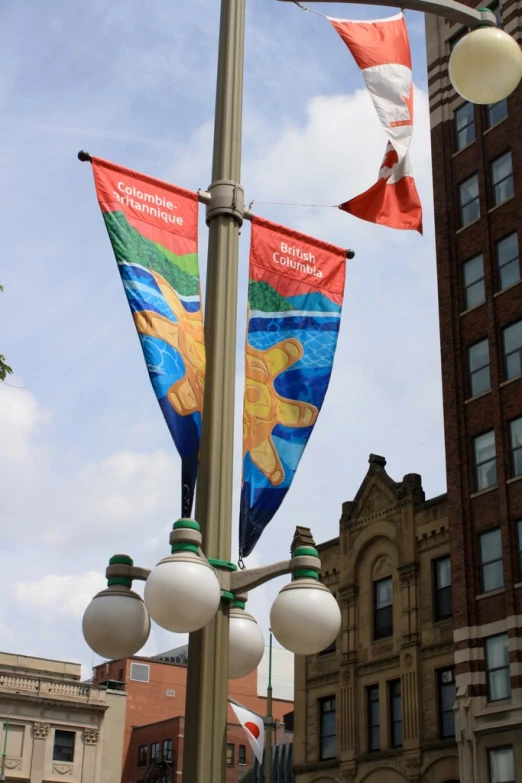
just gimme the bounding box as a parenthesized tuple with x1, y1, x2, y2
(292, 1, 328, 18)
(248, 199, 340, 209)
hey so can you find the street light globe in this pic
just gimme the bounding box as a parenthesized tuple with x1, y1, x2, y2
(228, 607, 265, 679)
(270, 579, 341, 656)
(144, 553, 221, 633)
(449, 27, 522, 104)
(82, 587, 151, 660)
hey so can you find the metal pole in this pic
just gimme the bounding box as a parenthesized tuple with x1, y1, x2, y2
(264, 633, 273, 783)
(1, 717, 10, 781)
(182, 1, 245, 782)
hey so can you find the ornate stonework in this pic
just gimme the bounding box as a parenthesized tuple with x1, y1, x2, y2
(4, 759, 21, 770)
(53, 763, 74, 775)
(33, 722, 50, 739)
(84, 727, 100, 745)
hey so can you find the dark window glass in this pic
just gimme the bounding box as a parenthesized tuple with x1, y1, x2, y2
(480, 528, 504, 592)
(491, 152, 514, 206)
(389, 680, 402, 747)
(239, 745, 247, 765)
(463, 254, 485, 309)
(138, 745, 147, 767)
(226, 744, 235, 766)
(485, 634, 511, 701)
(455, 103, 475, 150)
(374, 577, 393, 639)
(319, 696, 336, 760)
(510, 417, 522, 477)
(468, 339, 491, 396)
(162, 739, 172, 763)
(497, 233, 520, 290)
(488, 99, 508, 128)
(318, 639, 336, 656)
(489, 747, 515, 783)
(489, 1, 502, 25)
(367, 686, 380, 751)
(53, 730, 75, 763)
(438, 668, 456, 738)
(434, 556, 452, 620)
(503, 320, 522, 380)
(473, 430, 497, 491)
(150, 743, 159, 763)
(459, 174, 480, 227)
(449, 28, 468, 50)
(517, 521, 522, 580)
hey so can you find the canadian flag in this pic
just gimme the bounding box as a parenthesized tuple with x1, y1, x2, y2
(329, 12, 423, 233)
(229, 700, 265, 765)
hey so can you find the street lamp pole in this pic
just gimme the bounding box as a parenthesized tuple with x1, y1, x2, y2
(182, 1, 246, 781)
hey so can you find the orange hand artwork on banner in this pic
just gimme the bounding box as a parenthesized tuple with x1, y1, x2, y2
(243, 336, 318, 486)
(134, 272, 205, 418)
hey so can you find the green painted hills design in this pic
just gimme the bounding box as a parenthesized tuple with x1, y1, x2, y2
(248, 280, 293, 313)
(104, 211, 199, 297)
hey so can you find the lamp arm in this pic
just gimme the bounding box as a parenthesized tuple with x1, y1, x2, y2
(276, 0, 497, 29)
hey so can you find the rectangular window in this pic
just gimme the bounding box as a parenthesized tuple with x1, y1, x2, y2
(473, 430, 497, 491)
(497, 233, 520, 290)
(510, 417, 522, 477)
(488, 99, 508, 128)
(367, 686, 380, 751)
(389, 680, 402, 748)
(480, 528, 504, 592)
(491, 151, 514, 206)
(226, 743, 235, 766)
(503, 320, 522, 380)
(138, 745, 147, 767)
(239, 745, 247, 765)
(463, 254, 485, 309)
(150, 742, 160, 764)
(489, 747, 515, 783)
(374, 577, 393, 639)
(162, 739, 172, 763)
(438, 668, 456, 738)
(319, 696, 336, 760)
(455, 102, 475, 150)
(469, 338, 491, 397)
(434, 556, 452, 620)
(459, 173, 480, 227)
(53, 730, 75, 763)
(485, 634, 511, 701)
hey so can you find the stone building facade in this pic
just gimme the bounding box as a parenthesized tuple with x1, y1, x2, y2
(426, 1, 522, 781)
(294, 455, 458, 783)
(0, 651, 125, 783)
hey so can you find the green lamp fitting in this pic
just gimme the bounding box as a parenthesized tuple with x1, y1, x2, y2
(291, 546, 320, 581)
(107, 554, 133, 588)
(171, 518, 200, 554)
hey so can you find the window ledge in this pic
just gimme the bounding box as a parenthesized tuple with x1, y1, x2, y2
(476, 698, 512, 717)
(476, 587, 505, 600)
(507, 474, 522, 485)
(494, 279, 521, 298)
(457, 217, 482, 235)
(470, 485, 498, 499)
(514, 582, 522, 589)
(483, 117, 508, 136)
(465, 390, 491, 404)
(500, 375, 521, 388)
(460, 301, 486, 317)
(488, 195, 516, 215)
(452, 140, 476, 157)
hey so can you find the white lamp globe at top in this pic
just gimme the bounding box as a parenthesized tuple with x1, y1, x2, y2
(270, 580, 341, 656)
(82, 588, 151, 660)
(144, 554, 221, 634)
(228, 610, 265, 679)
(449, 26, 522, 104)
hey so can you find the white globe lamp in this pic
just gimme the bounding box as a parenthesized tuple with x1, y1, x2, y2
(270, 579, 341, 656)
(228, 602, 265, 679)
(449, 26, 522, 104)
(82, 586, 150, 660)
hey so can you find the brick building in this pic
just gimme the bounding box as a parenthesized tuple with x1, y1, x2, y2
(92, 650, 293, 781)
(426, 2, 522, 781)
(294, 455, 458, 783)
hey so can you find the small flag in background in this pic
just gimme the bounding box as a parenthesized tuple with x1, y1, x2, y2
(329, 12, 423, 233)
(229, 700, 265, 765)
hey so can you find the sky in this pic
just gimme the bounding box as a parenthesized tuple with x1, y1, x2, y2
(0, 0, 446, 680)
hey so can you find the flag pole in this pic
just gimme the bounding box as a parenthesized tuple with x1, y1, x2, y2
(264, 631, 273, 783)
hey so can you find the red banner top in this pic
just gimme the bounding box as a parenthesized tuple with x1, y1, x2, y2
(91, 157, 198, 247)
(329, 13, 411, 71)
(250, 216, 346, 304)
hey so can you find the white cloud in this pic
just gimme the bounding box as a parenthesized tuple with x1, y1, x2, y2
(13, 572, 105, 619)
(0, 385, 50, 463)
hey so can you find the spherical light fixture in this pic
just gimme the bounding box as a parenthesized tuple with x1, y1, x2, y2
(270, 579, 341, 656)
(228, 602, 265, 679)
(449, 26, 522, 104)
(83, 586, 151, 660)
